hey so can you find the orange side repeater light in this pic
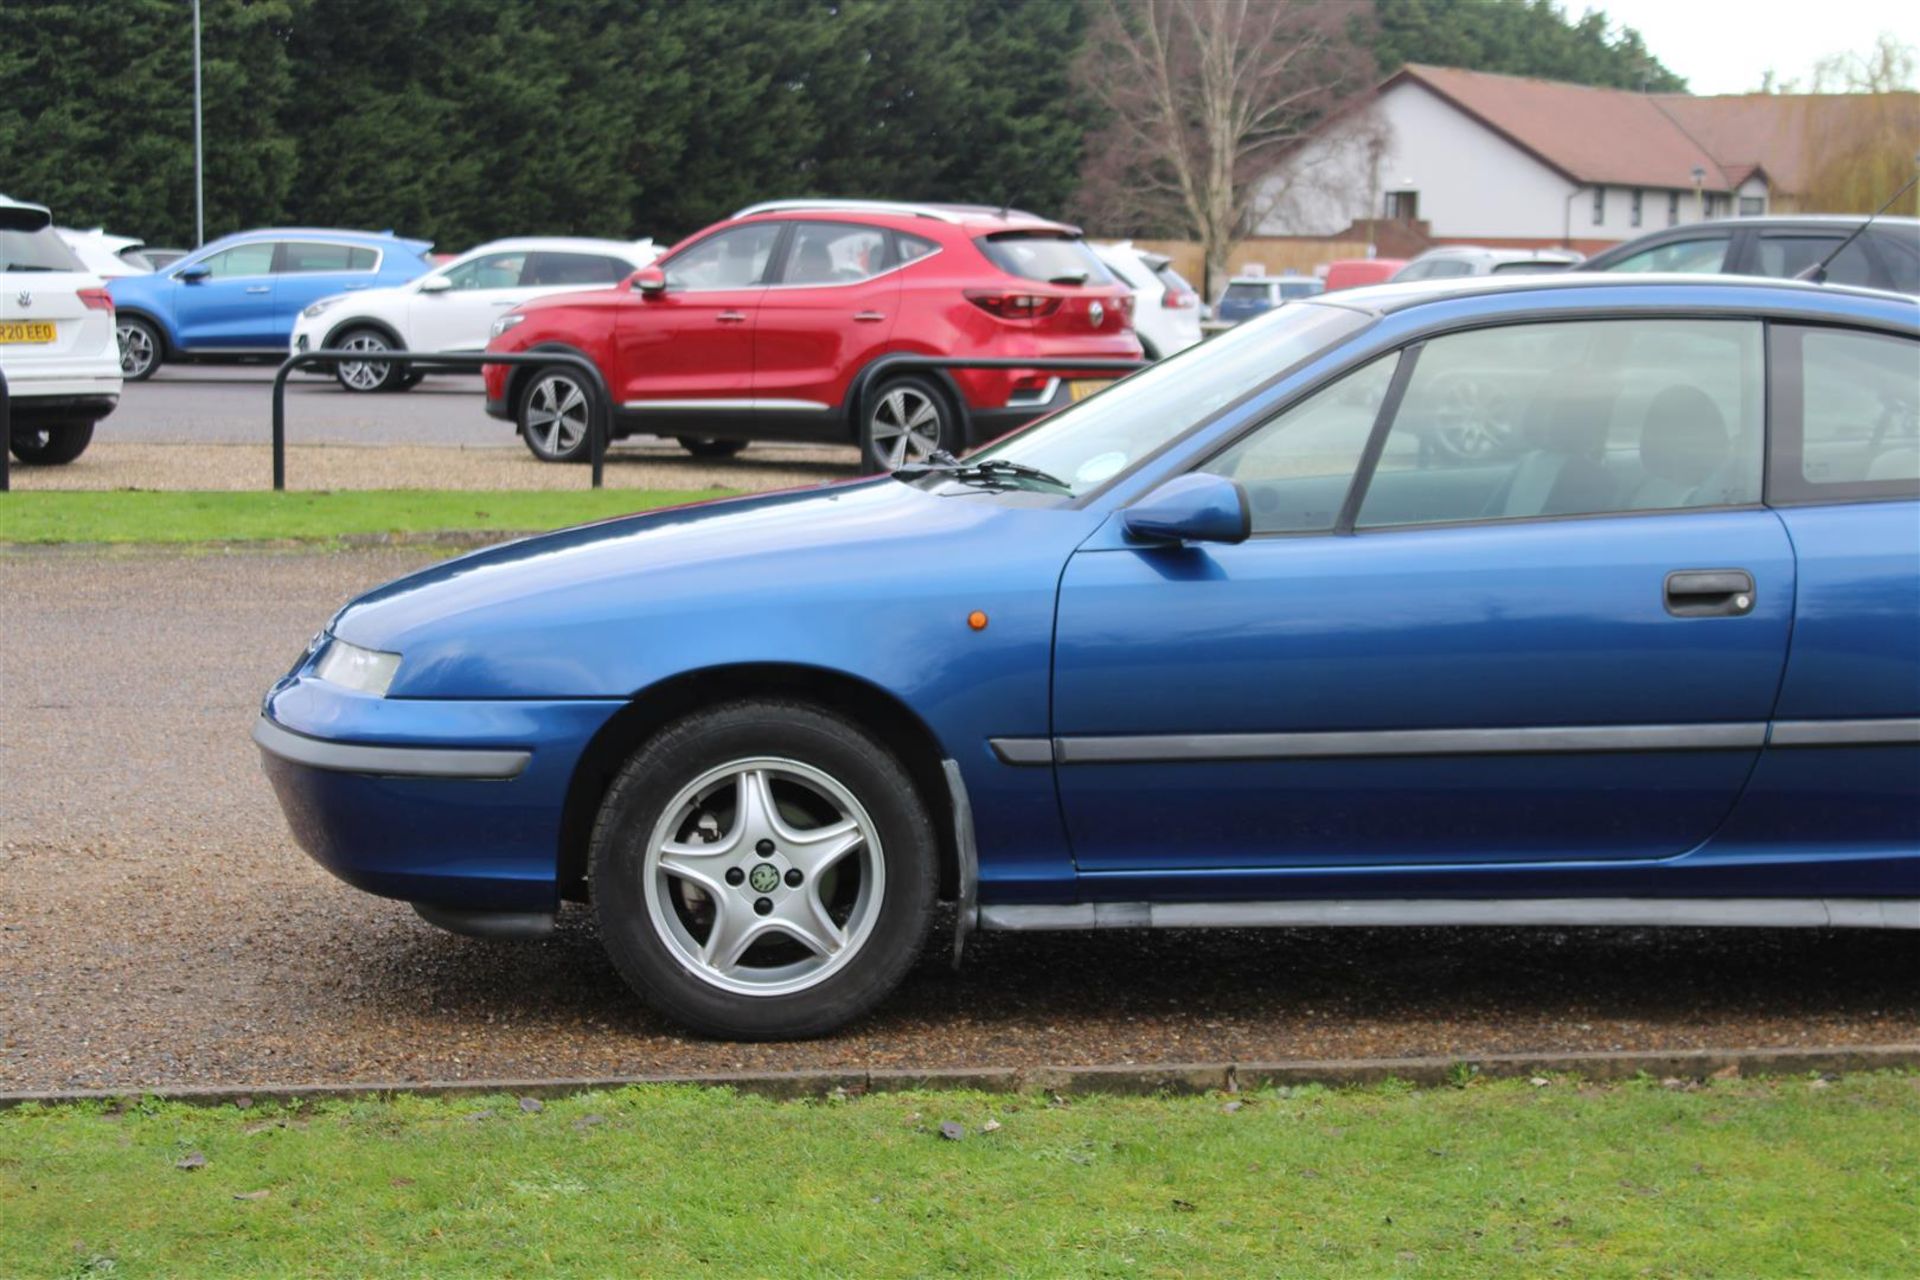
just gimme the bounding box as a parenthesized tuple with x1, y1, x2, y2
(967, 610, 989, 631)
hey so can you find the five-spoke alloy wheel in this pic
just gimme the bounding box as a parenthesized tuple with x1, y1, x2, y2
(860, 375, 952, 472)
(519, 369, 593, 463)
(590, 701, 936, 1039)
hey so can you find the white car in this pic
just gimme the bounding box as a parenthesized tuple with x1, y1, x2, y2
(2, 196, 122, 465)
(57, 228, 155, 278)
(1092, 240, 1202, 360)
(290, 236, 659, 392)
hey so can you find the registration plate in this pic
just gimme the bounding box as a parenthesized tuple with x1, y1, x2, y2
(0, 320, 55, 344)
(1068, 379, 1113, 402)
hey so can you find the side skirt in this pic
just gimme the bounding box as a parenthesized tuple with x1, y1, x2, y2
(978, 898, 1920, 931)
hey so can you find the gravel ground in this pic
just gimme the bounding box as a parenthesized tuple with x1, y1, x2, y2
(3, 547, 1917, 1091)
(7, 442, 857, 493)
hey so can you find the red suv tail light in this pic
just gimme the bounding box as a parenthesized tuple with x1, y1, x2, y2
(965, 290, 1061, 320)
(79, 287, 114, 313)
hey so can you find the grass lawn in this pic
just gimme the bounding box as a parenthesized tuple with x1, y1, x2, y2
(3, 1075, 1915, 1277)
(0, 489, 734, 545)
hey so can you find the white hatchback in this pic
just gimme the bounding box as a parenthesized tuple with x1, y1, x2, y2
(2, 196, 122, 465)
(290, 236, 659, 392)
(1092, 241, 1202, 360)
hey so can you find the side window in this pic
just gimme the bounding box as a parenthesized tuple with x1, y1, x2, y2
(1865, 229, 1920, 295)
(663, 223, 782, 290)
(780, 223, 889, 285)
(278, 242, 376, 273)
(443, 252, 527, 290)
(1773, 326, 1920, 501)
(895, 233, 939, 264)
(524, 252, 626, 286)
(1600, 236, 1730, 274)
(200, 243, 275, 278)
(1198, 356, 1396, 534)
(1748, 235, 1876, 289)
(1355, 319, 1763, 528)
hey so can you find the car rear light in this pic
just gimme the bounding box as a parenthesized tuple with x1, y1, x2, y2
(1162, 289, 1196, 309)
(1115, 293, 1135, 321)
(965, 290, 1061, 320)
(79, 287, 113, 313)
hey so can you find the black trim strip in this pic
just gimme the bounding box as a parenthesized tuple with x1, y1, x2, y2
(978, 898, 1920, 931)
(252, 716, 530, 780)
(988, 737, 1055, 766)
(1336, 341, 1423, 535)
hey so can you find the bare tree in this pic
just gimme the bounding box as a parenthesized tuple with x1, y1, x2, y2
(1073, 0, 1376, 297)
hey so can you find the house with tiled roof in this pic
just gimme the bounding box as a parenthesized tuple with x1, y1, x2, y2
(1258, 64, 1916, 253)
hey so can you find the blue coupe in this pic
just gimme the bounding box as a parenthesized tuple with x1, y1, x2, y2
(256, 274, 1920, 1039)
(108, 227, 432, 380)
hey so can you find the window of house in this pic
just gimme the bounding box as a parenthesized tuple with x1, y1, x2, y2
(1385, 191, 1419, 221)
(1592, 187, 1605, 225)
(1197, 355, 1397, 534)
(1630, 191, 1643, 227)
(1738, 196, 1765, 217)
(1668, 192, 1681, 226)
(1353, 319, 1763, 528)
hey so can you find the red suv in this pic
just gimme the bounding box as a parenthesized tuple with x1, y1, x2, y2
(483, 200, 1141, 469)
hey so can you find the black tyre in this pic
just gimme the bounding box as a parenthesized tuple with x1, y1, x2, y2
(858, 374, 955, 472)
(9, 421, 95, 466)
(518, 367, 595, 463)
(116, 317, 162, 380)
(332, 327, 406, 393)
(676, 436, 747, 459)
(589, 700, 938, 1039)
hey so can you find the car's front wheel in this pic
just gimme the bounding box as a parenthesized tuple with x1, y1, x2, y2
(589, 700, 937, 1039)
(116, 317, 162, 380)
(519, 368, 596, 463)
(9, 421, 95, 465)
(333, 328, 406, 393)
(859, 375, 954, 472)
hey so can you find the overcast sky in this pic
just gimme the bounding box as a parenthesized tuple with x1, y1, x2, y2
(1591, 0, 1919, 94)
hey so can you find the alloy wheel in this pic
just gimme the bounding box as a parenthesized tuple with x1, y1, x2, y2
(116, 322, 155, 378)
(337, 332, 394, 391)
(525, 374, 589, 457)
(868, 387, 943, 469)
(642, 757, 885, 997)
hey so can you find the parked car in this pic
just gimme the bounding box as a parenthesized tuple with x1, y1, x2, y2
(108, 227, 434, 380)
(483, 199, 1141, 467)
(256, 272, 1919, 1039)
(1580, 215, 1920, 294)
(57, 228, 155, 278)
(1091, 241, 1201, 359)
(1, 195, 121, 465)
(139, 247, 189, 270)
(1322, 258, 1407, 291)
(1391, 245, 1582, 281)
(1213, 273, 1324, 327)
(290, 236, 659, 392)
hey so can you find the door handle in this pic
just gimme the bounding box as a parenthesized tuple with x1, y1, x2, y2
(244, 285, 270, 294)
(1665, 569, 1755, 617)
(853, 310, 886, 323)
(715, 310, 747, 323)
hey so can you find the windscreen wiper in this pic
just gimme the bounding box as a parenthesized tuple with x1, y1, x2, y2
(894, 453, 1072, 493)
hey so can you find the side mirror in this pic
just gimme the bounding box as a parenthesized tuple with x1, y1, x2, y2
(1121, 473, 1250, 545)
(630, 266, 667, 296)
(176, 263, 210, 283)
(418, 275, 452, 294)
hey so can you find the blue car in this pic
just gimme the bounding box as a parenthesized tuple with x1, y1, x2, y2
(1214, 273, 1325, 326)
(108, 227, 432, 380)
(255, 274, 1920, 1039)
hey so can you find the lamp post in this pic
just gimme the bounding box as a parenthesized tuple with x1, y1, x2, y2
(192, 0, 204, 247)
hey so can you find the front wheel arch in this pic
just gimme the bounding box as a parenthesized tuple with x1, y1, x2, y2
(555, 664, 958, 908)
(114, 308, 173, 358)
(840, 356, 972, 446)
(322, 317, 405, 352)
(502, 341, 604, 433)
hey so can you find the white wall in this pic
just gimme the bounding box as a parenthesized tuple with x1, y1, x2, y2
(1258, 80, 1730, 245)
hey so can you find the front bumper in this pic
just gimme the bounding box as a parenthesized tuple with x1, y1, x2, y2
(254, 676, 622, 911)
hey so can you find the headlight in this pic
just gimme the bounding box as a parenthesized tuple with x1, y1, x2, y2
(301, 296, 345, 319)
(491, 313, 527, 338)
(314, 637, 401, 696)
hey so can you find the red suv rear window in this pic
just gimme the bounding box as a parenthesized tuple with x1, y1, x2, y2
(977, 233, 1116, 286)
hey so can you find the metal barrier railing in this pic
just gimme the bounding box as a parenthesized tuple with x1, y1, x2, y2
(273, 349, 614, 489)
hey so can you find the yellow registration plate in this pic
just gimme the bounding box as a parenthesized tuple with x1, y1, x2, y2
(0, 320, 55, 344)
(1068, 379, 1113, 402)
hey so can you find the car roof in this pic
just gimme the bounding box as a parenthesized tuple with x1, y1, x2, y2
(207, 226, 434, 253)
(456, 236, 657, 257)
(1410, 245, 1582, 263)
(728, 199, 1078, 235)
(1318, 271, 1920, 319)
(1674, 214, 1920, 229)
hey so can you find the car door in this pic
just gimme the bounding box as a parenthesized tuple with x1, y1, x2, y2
(1051, 315, 1794, 872)
(173, 241, 277, 348)
(408, 248, 535, 353)
(611, 222, 781, 418)
(752, 221, 900, 424)
(274, 240, 380, 337)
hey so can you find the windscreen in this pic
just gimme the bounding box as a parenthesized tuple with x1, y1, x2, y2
(0, 210, 82, 272)
(978, 232, 1114, 285)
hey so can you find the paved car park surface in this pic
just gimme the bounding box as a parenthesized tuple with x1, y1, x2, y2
(2, 545, 1916, 1091)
